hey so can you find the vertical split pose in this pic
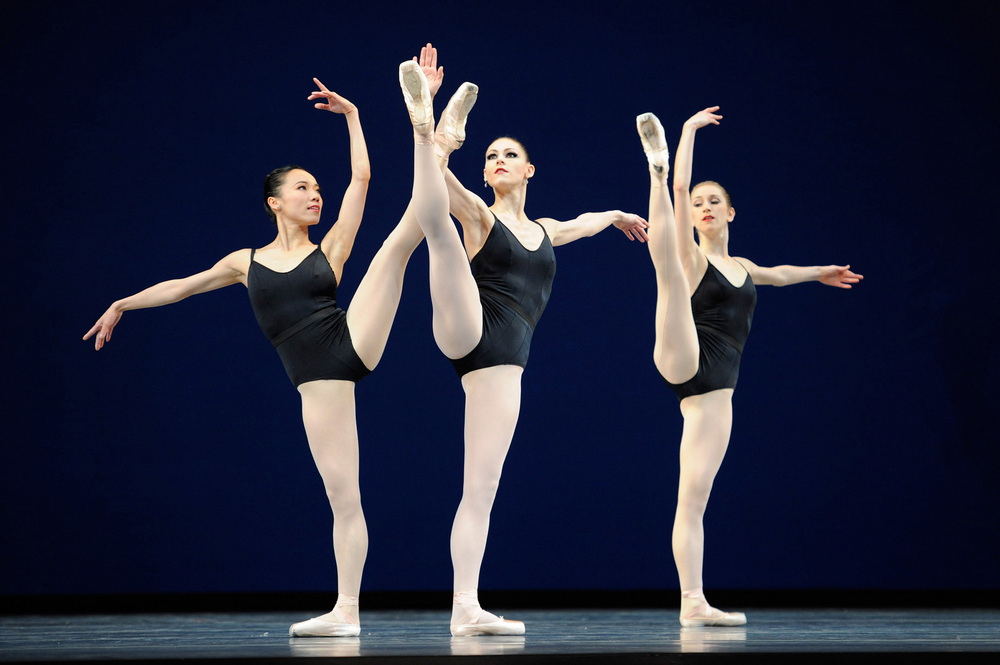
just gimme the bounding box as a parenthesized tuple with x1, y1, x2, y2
(636, 107, 862, 626)
(400, 44, 649, 636)
(84, 82, 425, 637)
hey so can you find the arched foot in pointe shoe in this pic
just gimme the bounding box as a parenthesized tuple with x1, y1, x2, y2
(636, 112, 670, 175)
(435, 82, 479, 159)
(399, 60, 434, 140)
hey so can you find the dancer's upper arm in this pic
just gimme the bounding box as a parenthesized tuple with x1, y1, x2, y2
(445, 167, 492, 252)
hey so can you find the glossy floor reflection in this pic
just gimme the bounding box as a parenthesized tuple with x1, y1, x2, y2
(2, 608, 998, 663)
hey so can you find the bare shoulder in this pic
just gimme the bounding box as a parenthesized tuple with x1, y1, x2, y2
(214, 248, 253, 285)
(732, 255, 762, 277)
(534, 216, 557, 237)
(222, 248, 252, 269)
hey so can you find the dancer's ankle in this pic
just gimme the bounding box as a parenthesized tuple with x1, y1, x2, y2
(331, 593, 360, 625)
(451, 590, 500, 626)
(680, 588, 708, 615)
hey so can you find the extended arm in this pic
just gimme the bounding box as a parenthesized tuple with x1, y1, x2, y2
(311, 80, 370, 275)
(672, 107, 722, 267)
(83, 250, 248, 350)
(738, 258, 864, 288)
(535, 210, 649, 247)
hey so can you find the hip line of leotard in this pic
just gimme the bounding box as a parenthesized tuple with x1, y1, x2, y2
(480, 286, 538, 331)
(269, 304, 338, 348)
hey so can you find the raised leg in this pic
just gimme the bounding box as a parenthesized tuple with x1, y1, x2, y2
(637, 113, 700, 384)
(400, 61, 482, 359)
(346, 204, 423, 370)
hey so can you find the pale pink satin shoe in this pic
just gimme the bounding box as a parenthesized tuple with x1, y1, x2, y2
(451, 610, 526, 637)
(636, 112, 670, 175)
(435, 82, 479, 159)
(679, 591, 747, 627)
(289, 595, 361, 637)
(399, 60, 434, 141)
(450, 590, 525, 636)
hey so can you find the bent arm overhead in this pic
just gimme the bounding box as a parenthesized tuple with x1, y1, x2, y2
(311, 81, 371, 277)
(673, 107, 722, 269)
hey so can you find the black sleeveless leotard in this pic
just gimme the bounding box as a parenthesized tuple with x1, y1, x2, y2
(247, 246, 370, 387)
(450, 215, 557, 377)
(665, 260, 757, 400)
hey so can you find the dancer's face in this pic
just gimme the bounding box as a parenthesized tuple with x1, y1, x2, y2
(484, 139, 533, 189)
(691, 184, 735, 231)
(271, 169, 323, 224)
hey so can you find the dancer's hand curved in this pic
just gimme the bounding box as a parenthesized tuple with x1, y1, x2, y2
(685, 106, 722, 129)
(818, 265, 863, 289)
(614, 213, 650, 242)
(83, 306, 122, 351)
(414, 42, 444, 98)
(309, 78, 357, 114)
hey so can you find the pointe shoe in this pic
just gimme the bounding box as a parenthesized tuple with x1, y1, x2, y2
(451, 616, 526, 637)
(435, 82, 479, 158)
(636, 112, 670, 175)
(679, 607, 747, 628)
(289, 609, 361, 637)
(399, 60, 434, 140)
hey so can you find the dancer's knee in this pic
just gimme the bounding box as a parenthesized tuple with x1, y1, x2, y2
(462, 474, 501, 513)
(676, 478, 713, 517)
(656, 352, 698, 385)
(324, 480, 363, 517)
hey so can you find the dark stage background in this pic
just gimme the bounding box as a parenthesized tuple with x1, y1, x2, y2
(3, 0, 998, 604)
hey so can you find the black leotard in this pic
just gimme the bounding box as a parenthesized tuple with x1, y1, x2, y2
(665, 260, 757, 400)
(450, 215, 557, 377)
(247, 246, 370, 387)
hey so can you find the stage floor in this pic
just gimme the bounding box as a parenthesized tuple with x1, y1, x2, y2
(2, 608, 999, 663)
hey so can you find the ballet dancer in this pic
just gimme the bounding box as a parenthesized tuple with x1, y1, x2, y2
(635, 106, 862, 626)
(84, 80, 426, 637)
(400, 43, 649, 636)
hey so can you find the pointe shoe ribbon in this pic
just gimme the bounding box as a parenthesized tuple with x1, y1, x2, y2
(399, 60, 434, 141)
(636, 112, 670, 174)
(435, 82, 479, 159)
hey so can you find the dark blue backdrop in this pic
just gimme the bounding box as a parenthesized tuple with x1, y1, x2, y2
(3, 0, 998, 599)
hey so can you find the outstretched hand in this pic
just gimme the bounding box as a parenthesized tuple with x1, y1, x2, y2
(685, 106, 722, 129)
(614, 212, 650, 242)
(414, 42, 444, 98)
(308, 78, 357, 114)
(818, 265, 863, 289)
(83, 306, 122, 351)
